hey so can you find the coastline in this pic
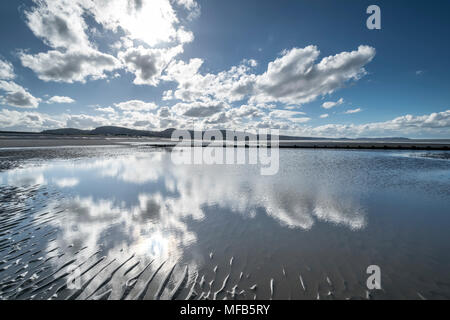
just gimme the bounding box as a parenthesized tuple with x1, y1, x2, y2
(1, 135, 449, 150)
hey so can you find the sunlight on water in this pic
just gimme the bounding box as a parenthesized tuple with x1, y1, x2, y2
(0, 147, 449, 300)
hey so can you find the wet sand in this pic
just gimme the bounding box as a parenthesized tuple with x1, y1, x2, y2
(0, 135, 170, 149)
(0, 146, 449, 300)
(1, 135, 449, 150)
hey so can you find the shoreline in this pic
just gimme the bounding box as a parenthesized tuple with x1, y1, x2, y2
(0, 136, 449, 150)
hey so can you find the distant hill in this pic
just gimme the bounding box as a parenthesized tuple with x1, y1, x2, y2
(43, 128, 91, 135)
(41, 126, 316, 140)
(42, 126, 175, 138)
(36, 125, 411, 141)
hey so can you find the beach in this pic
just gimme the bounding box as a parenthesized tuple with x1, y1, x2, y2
(1, 134, 449, 150)
(0, 144, 449, 299)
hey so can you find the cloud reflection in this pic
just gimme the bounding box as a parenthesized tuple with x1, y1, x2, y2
(1, 150, 367, 260)
(0, 149, 368, 299)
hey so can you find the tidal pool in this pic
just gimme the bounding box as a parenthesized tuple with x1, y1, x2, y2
(0, 146, 449, 300)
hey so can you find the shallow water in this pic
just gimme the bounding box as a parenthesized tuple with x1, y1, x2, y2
(0, 146, 449, 300)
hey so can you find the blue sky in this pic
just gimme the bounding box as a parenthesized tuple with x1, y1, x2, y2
(0, 0, 449, 138)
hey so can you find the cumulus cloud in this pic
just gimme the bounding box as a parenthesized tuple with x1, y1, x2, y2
(12, 1, 389, 135)
(1, 106, 449, 138)
(198, 104, 264, 128)
(163, 58, 203, 84)
(20, 0, 377, 135)
(254, 119, 292, 130)
(47, 95, 75, 104)
(0, 59, 15, 80)
(202, 111, 232, 125)
(0, 109, 63, 131)
(296, 110, 450, 138)
(230, 105, 263, 118)
(322, 98, 344, 109)
(20, 0, 199, 84)
(251, 46, 375, 105)
(344, 108, 362, 114)
(164, 58, 258, 103)
(172, 101, 228, 117)
(164, 46, 375, 109)
(320, 113, 329, 118)
(175, 0, 201, 20)
(157, 106, 171, 118)
(270, 109, 306, 119)
(24, 0, 91, 50)
(66, 114, 108, 129)
(0, 80, 41, 108)
(119, 45, 183, 86)
(388, 110, 450, 129)
(114, 100, 158, 111)
(82, 0, 194, 46)
(25, 0, 198, 49)
(288, 117, 311, 123)
(0, 58, 41, 109)
(96, 106, 116, 114)
(20, 49, 121, 83)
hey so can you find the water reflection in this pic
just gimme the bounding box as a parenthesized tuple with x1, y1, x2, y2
(3, 151, 368, 232)
(1, 148, 448, 299)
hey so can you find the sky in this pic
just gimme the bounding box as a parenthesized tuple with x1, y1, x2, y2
(0, 0, 449, 138)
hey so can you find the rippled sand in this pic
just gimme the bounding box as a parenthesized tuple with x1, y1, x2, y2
(1, 146, 450, 300)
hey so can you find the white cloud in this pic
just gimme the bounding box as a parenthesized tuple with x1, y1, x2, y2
(175, 0, 201, 20)
(254, 119, 292, 130)
(288, 117, 311, 123)
(164, 46, 375, 109)
(0, 109, 63, 131)
(66, 114, 108, 129)
(162, 90, 174, 101)
(0, 80, 41, 109)
(172, 101, 229, 117)
(320, 113, 329, 118)
(251, 46, 375, 105)
(114, 100, 158, 112)
(344, 108, 362, 114)
(322, 98, 344, 109)
(0, 59, 15, 80)
(163, 58, 203, 84)
(25, 0, 199, 49)
(157, 106, 171, 118)
(202, 111, 231, 125)
(296, 110, 450, 138)
(176, 27, 195, 44)
(164, 58, 258, 103)
(0, 58, 41, 109)
(1, 107, 450, 139)
(25, 0, 91, 50)
(20, 0, 375, 133)
(119, 45, 183, 86)
(20, 49, 121, 83)
(388, 110, 450, 129)
(96, 106, 116, 114)
(230, 105, 263, 118)
(21, 0, 199, 84)
(47, 96, 75, 104)
(81, 0, 194, 47)
(270, 109, 306, 119)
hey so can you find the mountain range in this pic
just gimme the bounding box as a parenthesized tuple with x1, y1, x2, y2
(38, 126, 411, 141)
